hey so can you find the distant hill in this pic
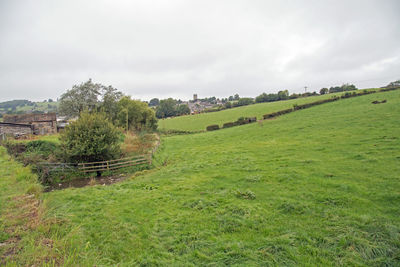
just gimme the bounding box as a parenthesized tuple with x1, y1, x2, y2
(0, 99, 59, 119)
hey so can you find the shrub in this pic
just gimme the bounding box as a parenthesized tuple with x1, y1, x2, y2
(25, 140, 57, 157)
(206, 124, 220, 131)
(60, 112, 121, 163)
(263, 112, 278, 119)
(236, 117, 247, 125)
(222, 122, 235, 128)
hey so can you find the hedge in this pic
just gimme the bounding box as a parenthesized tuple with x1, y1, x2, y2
(222, 122, 235, 128)
(206, 124, 220, 131)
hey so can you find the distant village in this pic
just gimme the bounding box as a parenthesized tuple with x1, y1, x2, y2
(182, 94, 223, 114)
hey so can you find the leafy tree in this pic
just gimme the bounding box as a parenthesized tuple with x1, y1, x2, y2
(60, 112, 121, 164)
(149, 98, 159, 107)
(234, 94, 240, 100)
(48, 99, 53, 102)
(277, 90, 289, 100)
(155, 98, 177, 118)
(117, 96, 157, 131)
(320, 88, 329, 95)
(176, 104, 190, 115)
(234, 97, 254, 107)
(99, 85, 123, 122)
(225, 101, 232, 108)
(341, 83, 357, 91)
(329, 84, 357, 93)
(59, 79, 102, 118)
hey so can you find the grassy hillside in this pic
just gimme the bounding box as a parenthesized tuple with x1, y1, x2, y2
(0, 100, 58, 115)
(158, 92, 355, 132)
(1, 90, 399, 265)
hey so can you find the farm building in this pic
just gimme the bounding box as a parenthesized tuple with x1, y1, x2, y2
(0, 122, 33, 137)
(1, 113, 57, 135)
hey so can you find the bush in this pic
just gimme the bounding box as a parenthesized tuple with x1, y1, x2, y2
(263, 112, 278, 119)
(206, 124, 220, 131)
(25, 140, 57, 157)
(60, 112, 121, 163)
(222, 122, 235, 128)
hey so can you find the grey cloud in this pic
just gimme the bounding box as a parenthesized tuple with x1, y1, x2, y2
(0, 0, 399, 102)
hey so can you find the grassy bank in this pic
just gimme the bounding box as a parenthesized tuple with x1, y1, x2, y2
(1, 89, 399, 265)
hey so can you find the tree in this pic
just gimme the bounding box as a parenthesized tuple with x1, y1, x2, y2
(116, 96, 157, 131)
(341, 83, 357, 91)
(149, 98, 159, 107)
(155, 98, 177, 118)
(234, 94, 240, 100)
(60, 112, 121, 165)
(319, 88, 329, 95)
(234, 97, 254, 107)
(176, 104, 190, 115)
(277, 90, 289, 100)
(225, 101, 232, 108)
(59, 79, 102, 118)
(99, 85, 123, 123)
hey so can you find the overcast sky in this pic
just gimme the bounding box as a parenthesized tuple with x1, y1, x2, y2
(0, 0, 399, 102)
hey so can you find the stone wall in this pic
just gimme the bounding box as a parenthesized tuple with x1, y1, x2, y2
(0, 123, 33, 136)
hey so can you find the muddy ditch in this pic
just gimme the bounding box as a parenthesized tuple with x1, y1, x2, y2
(44, 174, 128, 192)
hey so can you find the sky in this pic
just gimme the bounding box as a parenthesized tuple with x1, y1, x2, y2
(0, 0, 399, 102)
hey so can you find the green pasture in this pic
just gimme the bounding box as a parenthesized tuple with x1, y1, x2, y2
(158, 91, 363, 132)
(1, 89, 399, 265)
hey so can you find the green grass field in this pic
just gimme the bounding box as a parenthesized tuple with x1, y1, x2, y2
(0, 101, 58, 114)
(158, 92, 356, 132)
(1, 90, 399, 265)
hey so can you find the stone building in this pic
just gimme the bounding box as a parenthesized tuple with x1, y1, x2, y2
(2, 113, 57, 135)
(0, 122, 33, 136)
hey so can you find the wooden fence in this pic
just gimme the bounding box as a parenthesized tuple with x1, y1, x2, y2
(78, 155, 150, 173)
(38, 154, 151, 174)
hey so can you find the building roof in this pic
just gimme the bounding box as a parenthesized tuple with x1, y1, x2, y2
(3, 113, 56, 124)
(0, 122, 33, 128)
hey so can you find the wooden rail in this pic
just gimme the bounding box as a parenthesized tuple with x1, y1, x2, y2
(78, 156, 150, 173)
(38, 155, 150, 174)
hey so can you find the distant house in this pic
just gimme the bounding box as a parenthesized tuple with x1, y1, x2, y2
(1, 113, 57, 135)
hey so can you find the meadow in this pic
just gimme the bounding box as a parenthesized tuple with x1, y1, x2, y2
(158, 92, 356, 132)
(1, 89, 399, 265)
